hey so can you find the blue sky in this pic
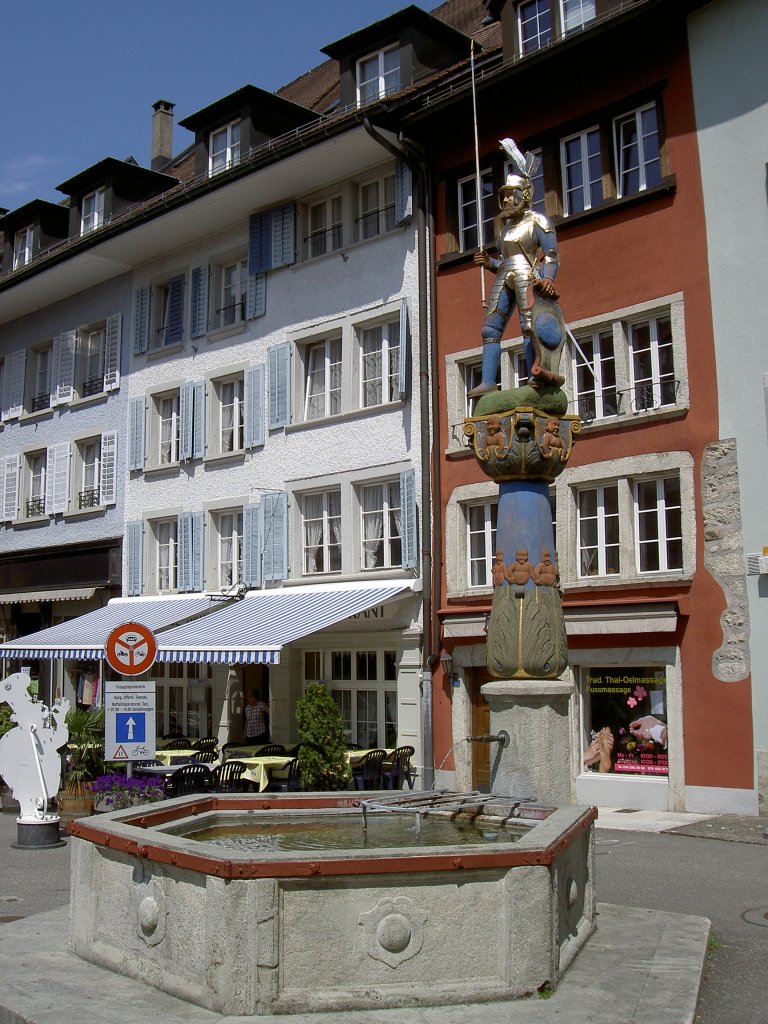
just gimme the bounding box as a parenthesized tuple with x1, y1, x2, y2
(1, 0, 435, 213)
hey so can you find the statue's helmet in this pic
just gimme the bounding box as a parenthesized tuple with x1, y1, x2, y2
(499, 171, 532, 208)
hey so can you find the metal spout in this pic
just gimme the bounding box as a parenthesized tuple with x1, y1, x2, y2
(466, 730, 510, 748)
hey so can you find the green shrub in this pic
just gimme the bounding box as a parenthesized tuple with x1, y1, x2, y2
(296, 684, 352, 791)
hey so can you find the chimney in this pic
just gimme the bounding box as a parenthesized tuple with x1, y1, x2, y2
(151, 100, 175, 170)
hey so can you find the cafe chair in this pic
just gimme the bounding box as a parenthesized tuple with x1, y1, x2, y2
(383, 746, 416, 790)
(166, 763, 209, 798)
(211, 760, 248, 793)
(134, 759, 162, 768)
(258, 744, 287, 756)
(193, 736, 218, 752)
(353, 749, 387, 790)
(346, 741, 362, 750)
(194, 749, 218, 763)
(267, 758, 301, 792)
(165, 738, 191, 750)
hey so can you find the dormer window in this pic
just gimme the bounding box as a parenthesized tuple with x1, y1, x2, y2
(209, 120, 241, 175)
(13, 225, 33, 269)
(81, 188, 105, 235)
(519, 0, 553, 54)
(356, 45, 400, 106)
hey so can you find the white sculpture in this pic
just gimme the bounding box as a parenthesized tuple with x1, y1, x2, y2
(0, 672, 70, 822)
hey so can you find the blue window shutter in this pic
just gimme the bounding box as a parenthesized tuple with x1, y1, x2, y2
(99, 431, 117, 506)
(243, 504, 262, 588)
(261, 492, 287, 581)
(192, 380, 205, 459)
(179, 381, 194, 461)
(246, 272, 267, 319)
(249, 212, 272, 275)
(190, 265, 210, 338)
(133, 286, 150, 355)
(177, 512, 193, 592)
(268, 342, 291, 429)
(104, 313, 122, 391)
(165, 274, 185, 345)
(400, 468, 418, 569)
(398, 298, 410, 399)
(191, 511, 205, 591)
(128, 397, 145, 471)
(395, 159, 413, 224)
(272, 203, 296, 267)
(244, 364, 265, 449)
(127, 520, 144, 596)
(51, 331, 76, 405)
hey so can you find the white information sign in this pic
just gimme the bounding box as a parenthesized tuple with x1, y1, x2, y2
(105, 679, 156, 761)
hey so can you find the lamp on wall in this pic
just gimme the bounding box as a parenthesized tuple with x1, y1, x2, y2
(440, 650, 461, 687)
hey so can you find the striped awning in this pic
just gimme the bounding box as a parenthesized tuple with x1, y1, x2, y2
(155, 581, 415, 665)
(0, 595, 221, 661)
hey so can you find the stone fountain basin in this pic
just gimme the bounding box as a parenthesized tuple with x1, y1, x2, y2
(68, 793, 596, 1016)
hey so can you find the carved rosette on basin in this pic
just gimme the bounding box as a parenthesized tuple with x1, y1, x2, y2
(465, 402, 580, 679)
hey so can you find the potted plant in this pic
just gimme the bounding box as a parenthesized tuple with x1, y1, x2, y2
(295, 683, 352, 791)
(58, 706, 106, 818)
(87, 773, 165, 812)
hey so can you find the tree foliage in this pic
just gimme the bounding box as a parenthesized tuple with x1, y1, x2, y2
(296, 684, 352, 791)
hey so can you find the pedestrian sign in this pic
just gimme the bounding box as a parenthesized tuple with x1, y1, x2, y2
(105, 680, 156, 761)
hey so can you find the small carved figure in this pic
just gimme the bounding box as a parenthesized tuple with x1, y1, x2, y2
(540, 418, 565, 459)
(484, 417, 506, 450)
(492, 549, 507, 587)
(533, 548, 560, 588)
(507, 549, 535, 587)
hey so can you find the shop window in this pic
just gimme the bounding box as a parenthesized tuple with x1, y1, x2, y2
(582, 666, 668, 777)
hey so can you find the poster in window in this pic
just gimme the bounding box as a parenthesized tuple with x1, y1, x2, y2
(583, 667, 668, 777)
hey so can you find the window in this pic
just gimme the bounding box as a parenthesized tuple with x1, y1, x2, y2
(614, 104, 662, 197)
(152, 276, 185, 348)
(154, 666, 214, 740)
(155, 391, 180, 465)
(215, 374, 244, 454)
(572, 329, 618, 421)
(563, 0, 596, 31)
(13, 226, 33, 269)
(76, 326, 105, 398)
(215, 509, 243, 589)
(360, 319, 400, 407)
(561, 128, 603, 215)
(361, 480, 402, 569)
(304, 649, 397, 748)
(155, 519, 178, 592)
(356, 46, 400, 105)
(634, 476, 682, 573)
(358, 174, 395, 239)
(78, 440, 100, 509)
(215, 258, 247, 328)
(28, 344, 52, 413)
(303, 489, 341, 574)
(529, 148, 545, 213)
(304, 338, 342, 420)
(458, 170, 494, 251)
(629, 314, 674, 411)
(73, 432, 116, 510)
(81, 188, 105, 235)
(305, 195, 343, 258)
(209, 120, 240, 174)
(577, 484, 619, 578)
(519, 0, 552, 54)
(467, 501, 498, 587)
(24, 450, 46, 517)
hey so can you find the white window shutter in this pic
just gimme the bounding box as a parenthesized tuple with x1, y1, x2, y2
(177, 512, 192, 592)
(261, 491, 287, 581)
(246, 272, 267, 319)
(243, 503, 262, 588)
(268, 342, 291, 429)
(2, 350, 26, 420)
(400, 467, 418, 569)
(179, 381, 195, 461)
(192, 380, 205, 460)
(133, 286, 150, 355)
(191, 511, 204, 592)
(2, 454, 20, 521)
(99, 432, 117, 506)
(190, 265, 210, 338)
(52, 331, 76, 405)
(398, 298, 410, 399)
(45, 443, 70, 514)
(128, 397, 145, 471)
(244, 364, 265, 449)
(104, 313, 122, 391)
(127, 520, 144, 596)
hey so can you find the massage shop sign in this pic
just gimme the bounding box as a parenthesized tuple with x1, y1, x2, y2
(585, 667, 669, 777)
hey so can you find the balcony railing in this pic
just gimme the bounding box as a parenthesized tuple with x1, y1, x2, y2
(26, 497, 46, 517)
(78, 487, 100, 509)
(30, 393, 50, 413)
(81, 376, 104, 398)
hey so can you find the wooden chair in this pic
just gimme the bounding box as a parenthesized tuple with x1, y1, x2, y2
(266, 758, 301, 792)
(383, 746, 416, 790)
(166, 763, 209, 798)
(211, 760, 248, 793)
(353, 749, 387, 790)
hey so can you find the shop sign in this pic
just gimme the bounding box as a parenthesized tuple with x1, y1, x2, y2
(583, 668, 668, 777)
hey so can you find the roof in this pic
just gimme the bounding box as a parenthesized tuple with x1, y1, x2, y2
(178, 84, 316, 133)
(56, 157, 179, 198)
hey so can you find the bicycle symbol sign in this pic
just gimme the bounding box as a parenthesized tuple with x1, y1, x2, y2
(105, 622, 157, 676)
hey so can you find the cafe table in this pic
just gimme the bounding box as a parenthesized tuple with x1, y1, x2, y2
(155, 748, 201, 767)
(235, 755, 295, 792)
(133, 761, 216, 779)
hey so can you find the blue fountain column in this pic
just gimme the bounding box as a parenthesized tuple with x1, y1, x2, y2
(497, 480, 555, 581)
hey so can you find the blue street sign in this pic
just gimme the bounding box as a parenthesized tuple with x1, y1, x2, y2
(116, 712, 146, 743)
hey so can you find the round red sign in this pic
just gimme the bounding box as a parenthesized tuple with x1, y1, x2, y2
(105, 622, 157, 676)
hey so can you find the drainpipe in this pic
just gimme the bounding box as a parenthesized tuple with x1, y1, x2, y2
(362, 119, 440, 789)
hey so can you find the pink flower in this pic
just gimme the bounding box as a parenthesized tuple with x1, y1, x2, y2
(626, 697, 638, 709)
(634, 685, 648, 700)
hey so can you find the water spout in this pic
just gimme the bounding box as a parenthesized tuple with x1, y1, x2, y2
(466, 730, 510, 748)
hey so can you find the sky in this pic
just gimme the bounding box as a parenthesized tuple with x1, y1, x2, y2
(1, 0, 436, 214)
